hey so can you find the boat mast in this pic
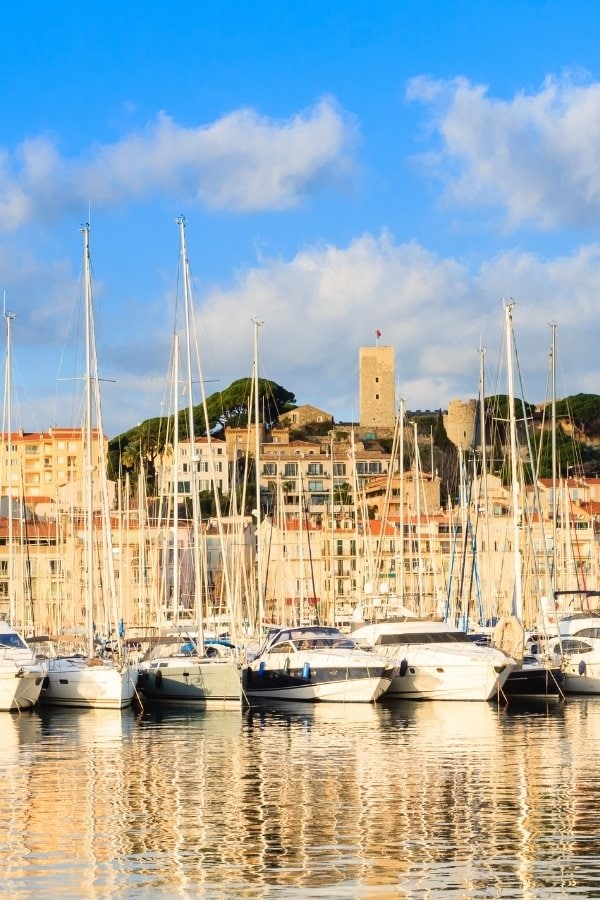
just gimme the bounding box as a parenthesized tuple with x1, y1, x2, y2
(81, 224, 96, 656)
(398, 398, 405, 602)
(253, 317, 264, 635)
(504, 300, 523, 622)
(478, 342, 493, 623)
(172, 332, 180, 627)
(177, 216, 204, 654)
(550, 322, 558, 588)
(3, 298, 15, 625)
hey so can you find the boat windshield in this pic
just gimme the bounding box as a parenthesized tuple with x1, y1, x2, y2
(572, 627, 600, 639)
(374, 631, 472, 646)
(559, 638, 594, 655)
(0, 632, 28, 650)
(268, 627, 356, 652)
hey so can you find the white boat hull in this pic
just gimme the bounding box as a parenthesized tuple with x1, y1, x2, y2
(350, 621, 514, 702)
(562, 661, 600, 695)
(386, 658, 510, 702)
(244, 669, 391, 703)
(0, 621, 47, 710)
(244, 650, 394, 703)
(41, 657, 138, 709)
(0, 664, 46, 711)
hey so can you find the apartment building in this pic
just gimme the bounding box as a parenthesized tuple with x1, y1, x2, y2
(259, 436, 395, 516)
(155, 437, 230, 498)
(0, 427, 105, 501)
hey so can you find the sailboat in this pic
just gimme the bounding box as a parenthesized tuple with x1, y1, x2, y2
(137, 216, 242, 706)
(492, 301, 563, 700)
(0, 302, 46, 710)
(41, 225, 138, 709)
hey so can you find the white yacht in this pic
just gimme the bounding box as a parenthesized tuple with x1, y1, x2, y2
(552, 611, 600, 694)
(350, 619, 515, 701)
(0, 619, 46, 711)
(243, 625, 396, 703)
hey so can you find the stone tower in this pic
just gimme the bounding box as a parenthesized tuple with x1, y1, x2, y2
(359, 346, 395, 431)
(443, 398, 478, 451)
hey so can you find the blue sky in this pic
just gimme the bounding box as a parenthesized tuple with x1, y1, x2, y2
(2, 1, 600, 436)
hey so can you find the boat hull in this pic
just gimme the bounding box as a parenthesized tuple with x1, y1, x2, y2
(138, 657, 241, 706)
(385, 659, 510, 702)
(0, 665, 46, 711)
(41, 657, 138, 709)
(503, 662, 564, 699)
(243, 662, 394, 703)
(350, 622, 514, 702)
(562, 661, 600, 694)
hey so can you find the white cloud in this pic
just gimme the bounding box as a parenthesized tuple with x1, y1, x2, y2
(407, 73, 600, 230)
(0, 98, 357, 230)
(4, 232, 599, 435)
(173, 234, 600, 426)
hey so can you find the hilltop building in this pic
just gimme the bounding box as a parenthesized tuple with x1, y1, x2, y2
(359, 345, 395, 433)
(444, 399, 478, 451)
(279, 404, 333, 430)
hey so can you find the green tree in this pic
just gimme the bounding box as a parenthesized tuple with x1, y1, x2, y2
(108, 378, 296, 495)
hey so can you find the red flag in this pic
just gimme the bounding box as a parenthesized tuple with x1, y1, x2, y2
(375, 328, 382, 338)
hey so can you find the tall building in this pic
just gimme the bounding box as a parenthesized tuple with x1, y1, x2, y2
(359, 346, 395, 431)
(0, 426, 105, 501)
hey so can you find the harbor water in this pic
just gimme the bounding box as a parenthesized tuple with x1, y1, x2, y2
(2, 697, 600, 897)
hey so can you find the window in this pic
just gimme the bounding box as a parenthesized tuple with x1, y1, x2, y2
(308, 481, 323, 492)
(25, 444, 38, 455)
(263, 463, 277, 476)
(284, 463, 298, 477)
(307, 463, 323, 476)
(333, 462, 346, 477)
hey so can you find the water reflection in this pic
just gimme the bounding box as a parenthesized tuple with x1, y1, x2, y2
(1, 699, 600, 895)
